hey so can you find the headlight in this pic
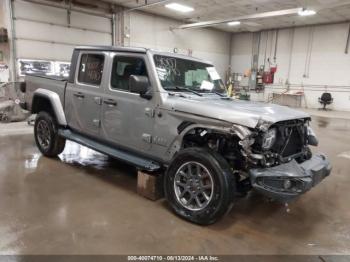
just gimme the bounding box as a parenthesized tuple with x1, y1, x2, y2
(262, 128, 277, 150)
(257, 119, 273, 132)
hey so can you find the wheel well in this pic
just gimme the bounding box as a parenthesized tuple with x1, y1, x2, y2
(181, 127, 245, 170)
(32, 96, 55, 119)
(182, 127, 236, 147)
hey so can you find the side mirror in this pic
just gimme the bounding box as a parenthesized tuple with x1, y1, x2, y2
(129, 75, 152, 99)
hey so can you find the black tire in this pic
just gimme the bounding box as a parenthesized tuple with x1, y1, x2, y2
(164, 147, 236, 225)
(34, 111, 66, 157)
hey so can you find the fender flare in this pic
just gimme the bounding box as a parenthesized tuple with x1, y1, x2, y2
(32, 88, 67, 126)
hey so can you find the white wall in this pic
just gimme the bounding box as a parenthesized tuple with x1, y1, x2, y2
(13, 0, 112, 62)
(128, 11, 231, 77)
(231, 32, 253, 74)
(230, 23, 350, 111)
(4, 2, 231, 80)
(0, 0, 11, 82)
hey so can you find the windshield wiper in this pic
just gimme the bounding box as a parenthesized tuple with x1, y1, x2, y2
(213, 91, 227, 97)
(169, 86, 203, 97)
(199, 89, 227, 97)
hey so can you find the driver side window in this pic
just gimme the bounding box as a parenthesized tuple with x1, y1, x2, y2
(111, 56, 148, 92)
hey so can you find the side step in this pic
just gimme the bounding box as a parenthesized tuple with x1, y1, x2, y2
(58, 129, 161, 172)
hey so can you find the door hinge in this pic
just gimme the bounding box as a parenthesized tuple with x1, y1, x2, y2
(142, 133, 152, 144)
(92, 119, 101, 127)
(145, 107, 155, 118)
(94, 97, 102, 105)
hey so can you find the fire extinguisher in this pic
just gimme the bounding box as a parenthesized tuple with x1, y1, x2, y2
(263, 65, 277, 84)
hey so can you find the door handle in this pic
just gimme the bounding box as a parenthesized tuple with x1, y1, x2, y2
(103, 99, 117, 107)
(74, 92, 85, 99)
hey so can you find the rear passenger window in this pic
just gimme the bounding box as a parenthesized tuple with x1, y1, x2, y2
(111, 56, 147, 91)
(78, 54, 104, 86)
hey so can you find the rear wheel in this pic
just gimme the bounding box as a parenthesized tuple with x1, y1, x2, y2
(164, 147, 236, 225)
(34, 111, 66, 157)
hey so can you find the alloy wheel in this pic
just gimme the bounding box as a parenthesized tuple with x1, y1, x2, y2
(174, 161, 214, 211)
(36, 120, 51, 150)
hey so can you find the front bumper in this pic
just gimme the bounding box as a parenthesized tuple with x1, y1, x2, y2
(249, 154, 332, 202)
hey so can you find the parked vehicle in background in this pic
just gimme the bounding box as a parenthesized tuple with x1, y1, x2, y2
(21, 45, 332, 225)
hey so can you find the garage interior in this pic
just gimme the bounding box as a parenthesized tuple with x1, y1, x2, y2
(1, 0, 350, 256)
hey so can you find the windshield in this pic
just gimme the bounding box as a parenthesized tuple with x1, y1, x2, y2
(154, 55, 226, 94)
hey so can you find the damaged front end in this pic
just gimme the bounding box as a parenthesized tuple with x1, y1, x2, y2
(241, 118, 332, 202)
(250, 154, 331, 201)
(176, 117, 331, 202)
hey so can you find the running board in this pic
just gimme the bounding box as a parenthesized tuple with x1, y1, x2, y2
(58, 129, 161, 172)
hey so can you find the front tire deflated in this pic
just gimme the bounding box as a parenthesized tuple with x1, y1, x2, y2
(164, 147, 236, 225)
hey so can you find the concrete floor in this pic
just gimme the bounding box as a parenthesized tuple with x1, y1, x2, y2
(0, 113, 350, 255)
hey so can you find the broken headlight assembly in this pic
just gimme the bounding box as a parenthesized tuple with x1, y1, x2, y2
(261, 128, 277, 150)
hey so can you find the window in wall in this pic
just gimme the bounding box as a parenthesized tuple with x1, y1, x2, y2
(111, 56, 147, 91)
(78, 54, 104, 86)
(17, 59, 70, 77)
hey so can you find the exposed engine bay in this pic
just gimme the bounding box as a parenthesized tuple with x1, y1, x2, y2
(182, 118, 316, 170)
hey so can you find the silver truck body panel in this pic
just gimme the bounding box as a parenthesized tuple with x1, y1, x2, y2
(24, 45, 331, 201)
(65, 51, 110, 138)
(159, 94, 310, 129)
(99, 52, 157, 155)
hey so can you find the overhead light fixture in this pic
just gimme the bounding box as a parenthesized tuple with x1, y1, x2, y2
(165, 3, 194, 13)
(227, 21, 241, 26)
(298, 8, 317, 16)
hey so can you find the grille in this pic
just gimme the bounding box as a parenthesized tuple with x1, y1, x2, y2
(281, 126, 304, 157)
(271, 120, 307, 158)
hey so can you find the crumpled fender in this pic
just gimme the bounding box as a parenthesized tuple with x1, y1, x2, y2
(164, 122, 252, 162)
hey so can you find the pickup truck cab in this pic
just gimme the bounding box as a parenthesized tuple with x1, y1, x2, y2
(23, 45, 331, 225)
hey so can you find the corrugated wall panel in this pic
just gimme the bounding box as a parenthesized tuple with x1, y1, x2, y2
(13, 0, 112, 61)
(16, 40, 76, 61)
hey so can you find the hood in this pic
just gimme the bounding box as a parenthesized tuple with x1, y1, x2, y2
(164, 94, 310, 128)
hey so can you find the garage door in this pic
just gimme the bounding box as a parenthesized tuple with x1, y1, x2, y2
(12, 0, 112, 77)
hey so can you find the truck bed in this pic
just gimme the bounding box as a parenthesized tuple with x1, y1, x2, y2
(24, 74, 68, 112)
(26, 73, 68, 82)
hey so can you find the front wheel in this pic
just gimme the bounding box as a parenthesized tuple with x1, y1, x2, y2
(34, 111, 66, 157)
(164, 147, 236, 225)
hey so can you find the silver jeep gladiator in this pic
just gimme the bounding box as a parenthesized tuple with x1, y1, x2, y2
(22, 45, 331, 225)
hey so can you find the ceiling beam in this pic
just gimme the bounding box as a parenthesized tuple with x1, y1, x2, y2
(124, 0, 172, 13)
(176, 8, 302, 30)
